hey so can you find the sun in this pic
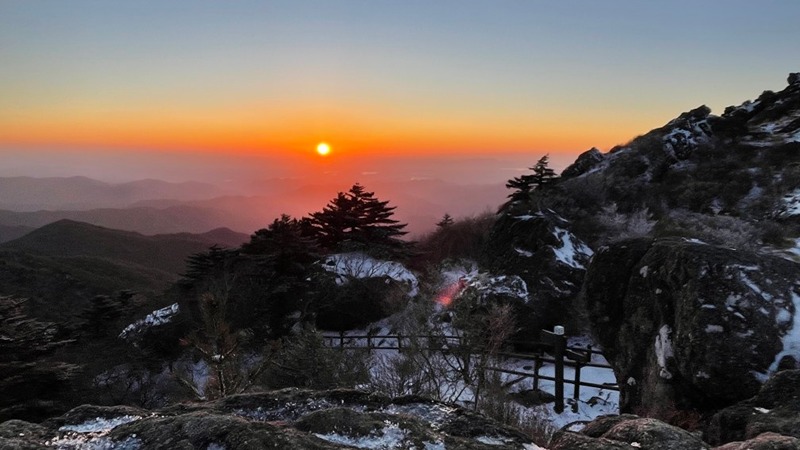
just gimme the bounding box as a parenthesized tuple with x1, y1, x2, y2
(316, 142, 331, 156)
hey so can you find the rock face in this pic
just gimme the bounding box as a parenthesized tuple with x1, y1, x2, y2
(484, 209, 593, 337)
(561, 147, 606, 179)
(706, 369, 800, 446)
(583, 238, 800, 415)
(549, 414, 710, 450)
(0, 389, 537, 449)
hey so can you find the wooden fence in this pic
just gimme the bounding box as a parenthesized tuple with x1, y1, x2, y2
(322, 329, 618, 413)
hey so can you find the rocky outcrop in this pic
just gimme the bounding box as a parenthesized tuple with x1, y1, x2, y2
(484, 209, 593, 337)
(714, 432, 800, 450)
(662, 105, 713, 160)
(0, 389, 538, 449)
(583, 238, 800, 415)
(706, 370, 800, 445)
(550, 415, 710, 450)
(561, 147, 606, 178)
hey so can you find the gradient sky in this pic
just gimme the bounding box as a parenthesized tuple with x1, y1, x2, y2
(1, 0, 799, 164)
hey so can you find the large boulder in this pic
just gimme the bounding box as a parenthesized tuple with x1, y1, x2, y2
(583, 238, 800, 415)
(706, 370, 800, 445)
(483, 209, 593, 338)
(1, 389, 538, 449)
(550, 415, 710, 450)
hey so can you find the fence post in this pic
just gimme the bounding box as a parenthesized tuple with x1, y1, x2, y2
(339, 331, 345, 350)
(397, 332, 403, 351)
(532, 356, 541, 391)
(540, 325, 566, 414)
(572, 362, 582, 413)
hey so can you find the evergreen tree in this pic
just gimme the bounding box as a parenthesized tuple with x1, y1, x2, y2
(241, 214, 318, 271)
(0, 296, 79, 421)
(503, 154, 559, 209)
(436, 213, 454, 228)
(306, 183, 412, 258)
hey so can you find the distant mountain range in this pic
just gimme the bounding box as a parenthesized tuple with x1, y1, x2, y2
(0, 176, 227, 211)
(0, 220, 249, 316)
(0, 176, 508, 237)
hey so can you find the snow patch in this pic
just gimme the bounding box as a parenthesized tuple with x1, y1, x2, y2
(461, 273, 529, 303)
(314, 421, 409, 449)
(119, 303, 179, 340)
(514, 247, 534, 257)
(769, 292, 800, 374)
(60, 416, 141, 433)
(551, 227, 593, 269)
(705, 325, 724, 333)
(777, 188, 800, 218)
(654, 325, 674, 380)
(48, 415, 143, 450)
(323, 253, 419, 297)
(638, 266, 649, 278)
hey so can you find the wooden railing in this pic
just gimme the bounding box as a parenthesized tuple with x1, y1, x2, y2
(322, 329, 618, 413)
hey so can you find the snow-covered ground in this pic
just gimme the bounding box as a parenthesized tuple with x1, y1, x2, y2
(322, 253, 420, 297)
(323, 321, 619, 435)
(119, 303, 179, 341)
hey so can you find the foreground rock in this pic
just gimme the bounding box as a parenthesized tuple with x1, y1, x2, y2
(0, 389, 538, 449)
(549, 414, 710, 450)
(583, 238, 800, 415)
(706, 369, 800, 446)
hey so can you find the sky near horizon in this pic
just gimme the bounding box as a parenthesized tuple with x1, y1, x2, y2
(1, 1, 799, 170)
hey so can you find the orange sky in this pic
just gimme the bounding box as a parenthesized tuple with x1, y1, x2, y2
(1, 1, 797, 163)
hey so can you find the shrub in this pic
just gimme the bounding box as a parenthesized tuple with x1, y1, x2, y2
(415, 213, 495, 265)
(264, 328, 371, 390)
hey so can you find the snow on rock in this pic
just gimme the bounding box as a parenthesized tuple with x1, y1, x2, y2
(118, 303, 179, 341)
(60, 416, 142, 433)
(776, 188, 800, 218)
(48, 415, 143, 450)
(461, 272, 529, 304)
(769, 292, 800, 374)
(323, 253, 419, 297)
(551, 227, 593, 269)
(314, 421, 409, 449)
(663, 107, 712, 159)
(654, 325, 674, 380)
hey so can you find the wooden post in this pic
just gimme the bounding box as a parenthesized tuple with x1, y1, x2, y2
(572, 362, 581, 413)
(397, 333, 403, 351)
(339, 331, 345, 350)
(533, 357, 541, 391)
(541, 326, 566, 414)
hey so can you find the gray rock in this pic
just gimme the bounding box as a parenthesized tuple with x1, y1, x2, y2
(707, 370, 800, 445)
(583, 238, 800, 415)
(714, 432, 800, 450)
(1, 389, 537, 449)
(484, 209, 593, 338)
(562, 148, 606, 178)
(550, 415, 709, 450)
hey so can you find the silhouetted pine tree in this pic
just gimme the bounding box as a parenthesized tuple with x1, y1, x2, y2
(436, 213, 455, 228)
(502, 154, 559, 210)
(306, 183, 412, 259)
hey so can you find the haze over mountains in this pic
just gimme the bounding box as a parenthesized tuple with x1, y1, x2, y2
(0, 172, 514, 239)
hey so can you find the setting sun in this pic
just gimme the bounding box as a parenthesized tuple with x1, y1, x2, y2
(316, 142, 331, 156)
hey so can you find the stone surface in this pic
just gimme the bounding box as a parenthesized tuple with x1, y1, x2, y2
(706, 370, 800, 445)
(484, 209, 593, 338)
(0, 389, 537, 449)
(550, 415, 710, 450)
(713, 432, 800, 450)
(583, 238, 800, 415)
